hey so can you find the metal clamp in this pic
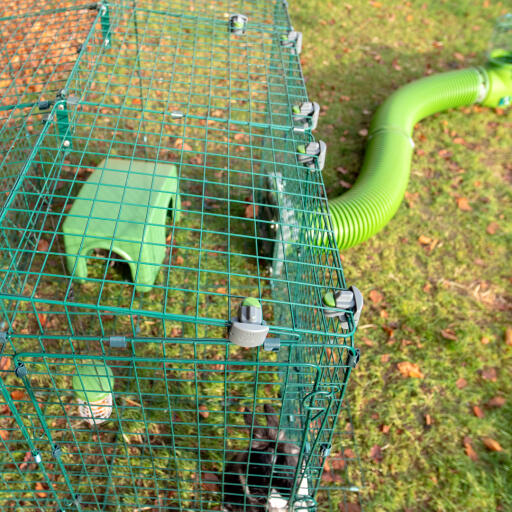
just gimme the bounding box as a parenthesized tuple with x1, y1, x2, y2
(14, 362, 27, 379)
(228, 298, 269, 348)
(346, 348, 360, 368)
(292, 102, 320, 132)
(281, 30, 303, 55)
(229, 14, 248, 35)
(297, 141, 326, 172)
(99, 3, 111, 48)
(109, 335, 126, 348)
(322, 286, 364, 330)
(263, 337, 280, 352)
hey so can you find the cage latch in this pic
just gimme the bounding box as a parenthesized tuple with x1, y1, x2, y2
(297, 141, 326, 172)
(292, 102, 320, 132)
(229, 14, 248, 35)
(281, 30, 303, 55)
(228, 298, 269, 348)
(322, 286, 364, 330)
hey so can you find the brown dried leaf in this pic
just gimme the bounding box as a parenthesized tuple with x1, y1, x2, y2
(482, 437, 503, 452)
(369, 444, 383, 463)
(418, 234, 432, 245)
(37, 239, 49, 252)
(174, 255, 184, 266)
(198, 404, 209, 419)
(481, 367, 497, 382)
(456, 197, 472, 211)
(0, 356, 10, 372)
(505, 327, 512, 346)
(424, 413, 432, 426)
(486, 396, 506, 408)
(456, 378, 467, 389)
(472, 405, 484, 418)
(397, 361, 424, 379)
(368, 289, 383, 304)
(0, 429, 9, 441)
(441, 328, 457, 341)
(380, 353, 390, 363)
(481, 336, 491, 345)
(244, 203, 258, 219)
(215, 287, 227, 295)
(486, 222, 499, 235)
(343, 448, 356, 459)
(35, 482, 47, 498)
(10, 390, 25, 401)
(380, 424, 390, 434)
(464, 439, 478, 461)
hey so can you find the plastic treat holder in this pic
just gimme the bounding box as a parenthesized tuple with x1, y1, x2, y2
(0, 1, 364, 511)
(72, 362, 115, 425)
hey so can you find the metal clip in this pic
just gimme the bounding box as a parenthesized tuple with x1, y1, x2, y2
(297, 141, 326, 171)
(322, 286, 364, 330)
(228, 298, 269, 348)
(100, 3, 111, 48)
(263, 337, 281, 352)
(0, 332, 6, 345)
(109, 335, 126, 348)
(346, 348, 360, 368)
(52, 445, 62, 459)
(292, 102, 320, 131)
(280, 30, 303, 55)
(229, 14, 248, 35)
(14, 362, 27, 379)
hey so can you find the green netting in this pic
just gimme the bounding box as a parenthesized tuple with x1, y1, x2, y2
(0, 1, 363, 511)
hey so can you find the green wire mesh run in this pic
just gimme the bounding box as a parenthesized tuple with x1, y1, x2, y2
(0, 1, 363, 511)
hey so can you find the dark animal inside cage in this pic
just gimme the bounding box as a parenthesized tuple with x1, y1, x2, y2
(222, 404, 306, 512)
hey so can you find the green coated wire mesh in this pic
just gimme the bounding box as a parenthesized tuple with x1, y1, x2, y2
(0, 1, 363, 511)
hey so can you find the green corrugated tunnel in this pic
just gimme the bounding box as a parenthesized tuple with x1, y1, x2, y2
(328, 25, 512, 250)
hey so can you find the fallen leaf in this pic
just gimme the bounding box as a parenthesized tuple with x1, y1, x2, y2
(418, 234, 432, 245)
(38, 313, 48, 328)
(19, 451, 31, 471)
(0, 430, 9, 441)
(380, 354, 390, 363)
(397, 361, 424, 379)
(425, 413, 432, 426)
(35, 482, 47, 498)
(37, 239, 49, 252)
(464, 439, 478, 461)
(441, 328, 457, 341)
(486, 396, 506, 408)
(369, 289, 383, 304)
(369, 444, 383, 463)
(481, 367, 497, 381)
(198, 404, 209, 419)
(174, 255, 184, 265)
(482, 437, 503, 452)
(453, 137, 465, 145)
(456, 378, 467, 389)
(343, 448, 356, 459)
(0, 356, 10, 372)
(481, 336, 491, 345)
(505, 328, 512, 346)
(10, 390, 25, 400)
(456, 197, 472, 211)
(358, 128, 368, 137)
(472, 405, 484, 418)
(174, 138, 193, 151)
(391, 58, 401, 71)
(244, 203, 258, 219)
(453, 52, 465, 61)
(486, 222, 499, 235)
(215, 287, 227, 295)
(381, 424, 390, 434)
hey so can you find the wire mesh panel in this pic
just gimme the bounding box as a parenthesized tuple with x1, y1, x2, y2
(0, 1, 363, 510)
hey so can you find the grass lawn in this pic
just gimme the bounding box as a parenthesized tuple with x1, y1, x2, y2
(293, 1, 511, 510)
